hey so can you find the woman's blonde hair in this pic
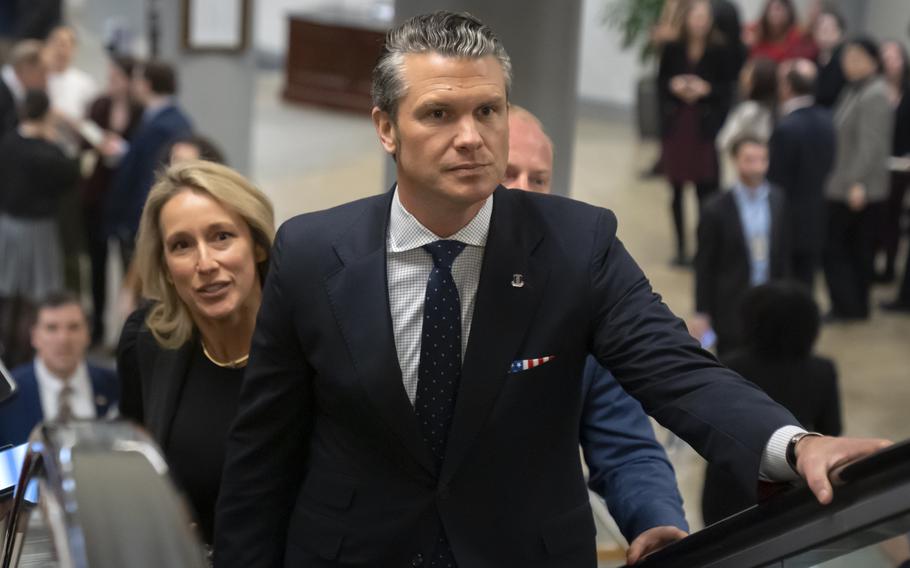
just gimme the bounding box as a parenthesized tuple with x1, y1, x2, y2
(134, 160, 275, 349)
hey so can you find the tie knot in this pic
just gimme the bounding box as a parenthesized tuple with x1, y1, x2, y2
(423, 240, 466, 270)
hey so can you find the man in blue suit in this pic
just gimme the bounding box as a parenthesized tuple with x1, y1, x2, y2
(505, 104, 688, 564)
(214, 12, 890, 568)
(0, 292, 118, 447)
(102, 59, 192, 265)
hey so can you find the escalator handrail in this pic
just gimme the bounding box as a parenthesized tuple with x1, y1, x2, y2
(631, 438, 910, 567)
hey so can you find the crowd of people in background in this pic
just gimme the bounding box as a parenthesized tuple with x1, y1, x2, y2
(0, 11, 222, 369)
(654, 0, 910, 337)
(652, 0, 909, 527)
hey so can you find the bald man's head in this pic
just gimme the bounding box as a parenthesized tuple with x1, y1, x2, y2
(504, 105, 554, 194)
(779, 58, 818, 102)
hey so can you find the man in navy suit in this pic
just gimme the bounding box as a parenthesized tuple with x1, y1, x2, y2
(102, 60, 192, 265)
(0, 292, 118, 447)
(214, 12, 890, 568)
(768, 59, 837, 289)
(505, 105, 688, 564)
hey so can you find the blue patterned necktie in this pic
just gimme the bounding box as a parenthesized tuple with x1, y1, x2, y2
(415, 239, 465, 568)
(415, 239, 466, 466)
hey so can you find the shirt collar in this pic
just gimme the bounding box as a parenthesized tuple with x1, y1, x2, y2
(33, 357, 91, 398)
(1, 65, 25, 102)
(733, 181, 770, 202)
(780, 95, 815, 117)
(388, 186, 493, 253)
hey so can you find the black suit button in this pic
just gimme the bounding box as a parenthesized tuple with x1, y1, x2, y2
(411, 553, 424, 566)
(438, 483, 450, 500)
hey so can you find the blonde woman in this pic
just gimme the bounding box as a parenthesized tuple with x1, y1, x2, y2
(116, 160, 274, 544)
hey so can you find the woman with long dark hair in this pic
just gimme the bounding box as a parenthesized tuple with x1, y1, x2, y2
(748, 0, 817, 62)
(658, 0, 733, 265)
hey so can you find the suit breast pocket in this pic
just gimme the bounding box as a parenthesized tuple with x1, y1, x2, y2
(508, 355, 559, 377)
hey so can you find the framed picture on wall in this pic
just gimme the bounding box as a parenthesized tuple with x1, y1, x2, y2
(181, 0, 250, 52)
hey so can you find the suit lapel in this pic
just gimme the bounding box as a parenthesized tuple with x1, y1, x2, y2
(145, 341, 195, 447)
(441, 188, 549, 483)
(325, 192, 436, 476)
(724, 192, 750, 261)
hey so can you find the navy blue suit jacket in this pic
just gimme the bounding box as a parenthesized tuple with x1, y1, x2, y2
(104, 104, 192, 240)
(214, 187, 799, 568)
(767, 105, 837, 256)
(0, 361, 119, 447)
(580, 356, 687, 539)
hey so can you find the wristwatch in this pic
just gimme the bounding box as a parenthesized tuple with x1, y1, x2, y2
(786, 431, 823, 473)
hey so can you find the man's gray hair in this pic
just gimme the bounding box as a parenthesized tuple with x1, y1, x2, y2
(372, 11, 512, 119)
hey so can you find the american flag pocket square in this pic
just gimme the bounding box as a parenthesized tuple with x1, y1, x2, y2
(509, 356, 556, 373)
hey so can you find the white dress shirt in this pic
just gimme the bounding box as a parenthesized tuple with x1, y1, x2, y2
(33, 358, 97, 420)
(387, 188, 492, 404)
(385, 187, 802, 480)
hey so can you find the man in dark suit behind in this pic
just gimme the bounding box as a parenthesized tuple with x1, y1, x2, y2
(768, 59, 837, 289)
(0, 292, 118, 447)
(694, 136, 790, 355)
(102, 60, 192, 265)
(214, 12, 889, 568)
(0, 40, 46, 133)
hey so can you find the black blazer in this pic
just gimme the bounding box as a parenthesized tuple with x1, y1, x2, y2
(702, 350, 842, 524)
(116, 307, 198, 447)
(695, 188, 790, 353)
(768, 105, 837, 256)
(213, 187, 799, 568)
(658, 39, 734, 141)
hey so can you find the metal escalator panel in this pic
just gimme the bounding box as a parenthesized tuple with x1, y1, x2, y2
(2, 421, 209, 568)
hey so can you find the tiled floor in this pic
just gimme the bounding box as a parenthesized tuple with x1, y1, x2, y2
(250, 71, 910, 561)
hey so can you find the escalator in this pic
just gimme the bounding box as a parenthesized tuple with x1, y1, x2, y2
(630, 439, 910, 567)
(1, 421, 208, 568)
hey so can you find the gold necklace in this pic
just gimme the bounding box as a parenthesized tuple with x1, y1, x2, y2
(201, 342, 249, 369)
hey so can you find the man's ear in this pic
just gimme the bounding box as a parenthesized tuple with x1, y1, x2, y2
(372, 107, 398, 157)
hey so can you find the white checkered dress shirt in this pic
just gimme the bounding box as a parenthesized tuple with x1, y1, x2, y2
(387, 189, 492, 404)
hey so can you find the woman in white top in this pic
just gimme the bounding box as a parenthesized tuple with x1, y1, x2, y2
(717, 57, 778, 187)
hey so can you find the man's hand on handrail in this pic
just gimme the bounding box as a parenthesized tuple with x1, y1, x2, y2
(795, 436, 893, 505)
(626, 525, 688, 565)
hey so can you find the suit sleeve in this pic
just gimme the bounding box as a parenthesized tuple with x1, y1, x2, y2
(587, 209, 800, 490)
(116, 308, 146, 424)
(214, 225, 314, 568)
(579, 357, 689, 540)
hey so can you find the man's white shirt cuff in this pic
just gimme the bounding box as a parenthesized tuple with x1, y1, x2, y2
(759, 425, 807, 482)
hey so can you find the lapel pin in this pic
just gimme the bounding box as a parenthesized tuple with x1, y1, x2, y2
(511, 274, 525, 288)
